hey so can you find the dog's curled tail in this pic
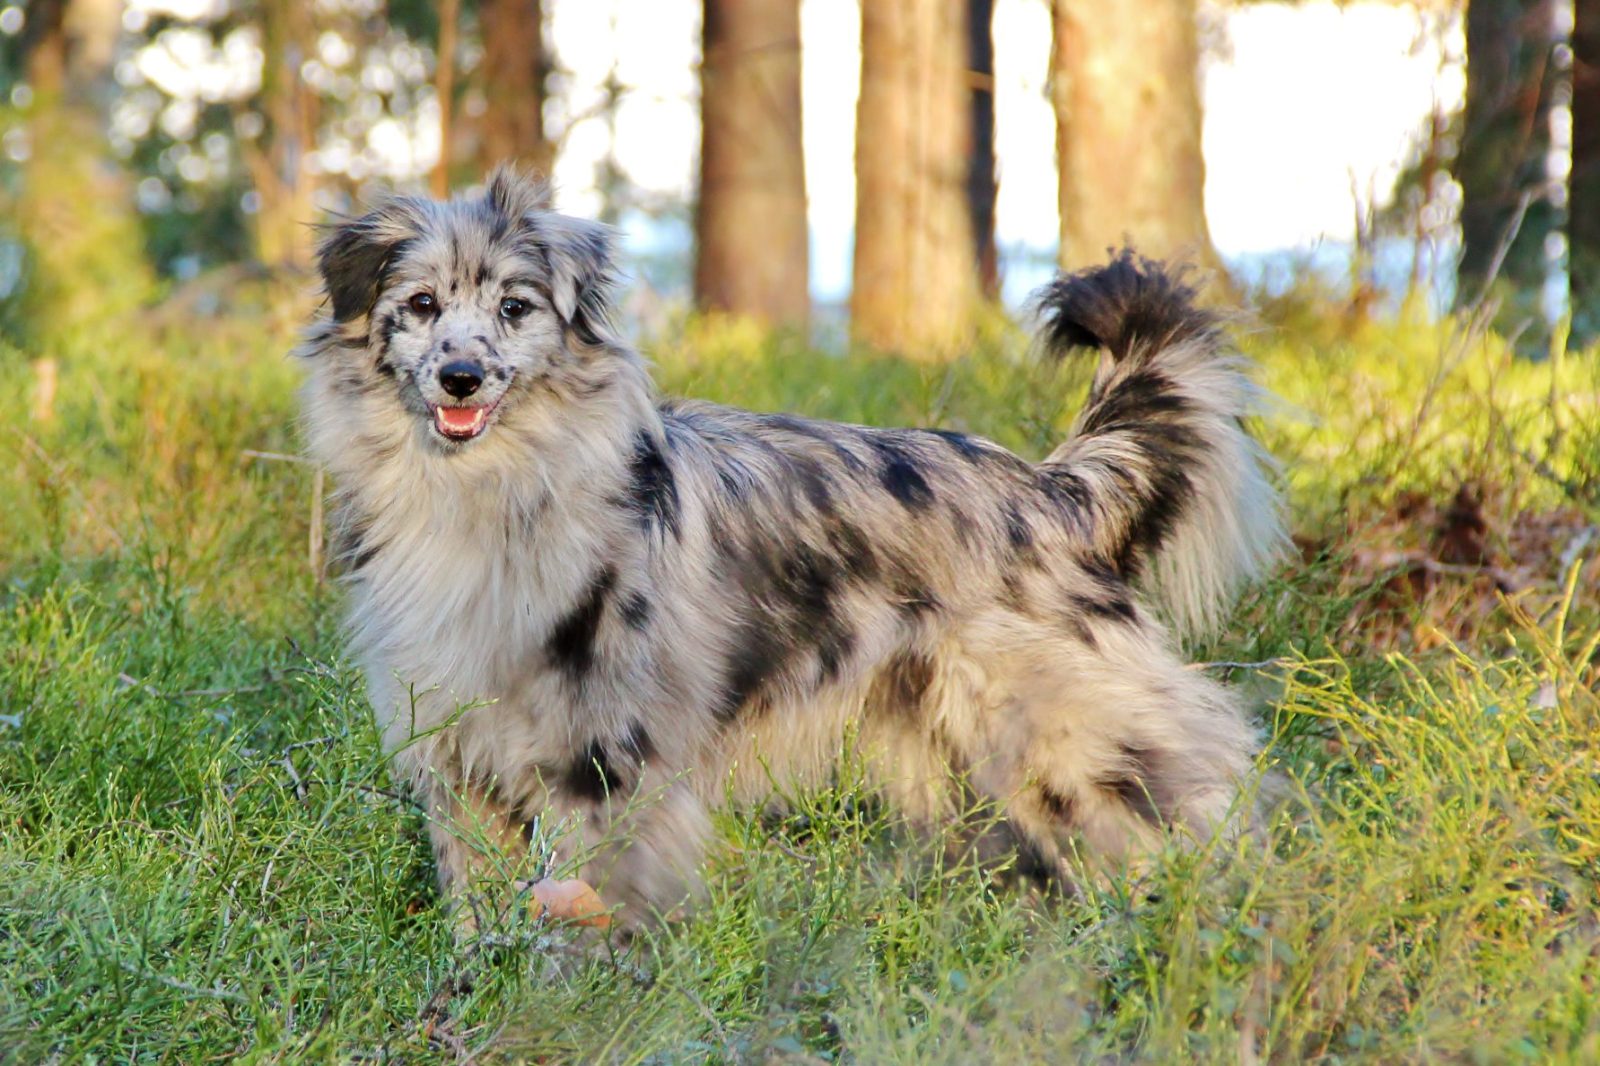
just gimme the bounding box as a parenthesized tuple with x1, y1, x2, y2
(1034, 249, 1285, 638)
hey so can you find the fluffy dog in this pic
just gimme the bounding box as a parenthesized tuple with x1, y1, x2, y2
(297, 170, 1283, 930)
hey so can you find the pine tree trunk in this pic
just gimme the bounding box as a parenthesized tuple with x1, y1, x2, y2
(1456, 0, 1556, 311)
(968, 0, 999, 300)
(1049, 0, 1218, 275)
(1570, 0, 1599, 344)
(477, 0, 552, 176)
(695, 0, 809, 327)
(247, 0, 319, 271)
(852, 0, 977, 356)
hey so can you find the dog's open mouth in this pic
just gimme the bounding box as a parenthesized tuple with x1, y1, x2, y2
(431, 402, 498, 441)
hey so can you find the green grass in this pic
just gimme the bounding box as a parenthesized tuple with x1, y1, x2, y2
(2, 297, 1598, 1062)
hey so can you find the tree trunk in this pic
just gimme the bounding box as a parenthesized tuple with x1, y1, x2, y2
(968, 0, 999, 300)
(852, 0, 977, 356)
(1049, 0, 1218, 275)
(1570, 0, 1599, 344)
(248, 0, 319, 271)
(1455, 0, 1556, 312)
(477, 0, 553, 176)
(431, 0, 462, 197)
(695, 0, 809, 328)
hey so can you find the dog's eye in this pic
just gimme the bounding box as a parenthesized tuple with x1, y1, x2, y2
(500, 297, 531, 320)
(408, 292, 437, 315)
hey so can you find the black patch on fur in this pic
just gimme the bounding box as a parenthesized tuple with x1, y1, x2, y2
(546, 567, 616, 679)
(923, 428, 987, 464)
(627, 430, 681, 539)
(715, 621, 787, 722)
(1039, 785, 1076, 824)
(563, 724, 653, 804)
(1035, 248, 1219, 362)
(1097, 745, 1164, 825)
(1068, 589, 1136, 624)
(619, 591, 652, 630)
(565, 740, 616, 803)
(348, 538, 383, 572)
(1078, 371, 1205, 574)
(1003, 500, 1033, 551)
(1009, 827, 1059, 887)
(871, 654, 935, 721)
(871, 437, 936, 510)
(823, 518, 879, 583)
(790, 456, 835, 513)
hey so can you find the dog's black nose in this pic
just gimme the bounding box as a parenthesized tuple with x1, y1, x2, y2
(439, 361, 484, 399)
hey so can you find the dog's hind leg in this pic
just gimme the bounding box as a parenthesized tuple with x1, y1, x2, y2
(881, 616, 1259, 886)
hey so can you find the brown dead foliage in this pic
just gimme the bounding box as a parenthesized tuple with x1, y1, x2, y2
(1306, 482, 1599, 652)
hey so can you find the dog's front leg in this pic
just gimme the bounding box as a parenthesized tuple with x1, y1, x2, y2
(418, 770, 535, 937)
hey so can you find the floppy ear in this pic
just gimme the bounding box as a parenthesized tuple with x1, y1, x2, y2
(533, 211, 621, 345)
(315, 197, 427, 323)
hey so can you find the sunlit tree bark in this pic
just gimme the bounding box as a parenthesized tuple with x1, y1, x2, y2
(695, 0, 810, 327)
(852, 0, 977, 356)
(1049, 0, 1219, 275)
(477, 0, 553, 177)
(244, 0, 320, 270)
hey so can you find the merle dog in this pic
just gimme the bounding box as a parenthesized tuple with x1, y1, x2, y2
(297, 169, 1283, 930)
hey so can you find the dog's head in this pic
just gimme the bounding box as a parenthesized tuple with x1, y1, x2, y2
(309, 168, 620, 448)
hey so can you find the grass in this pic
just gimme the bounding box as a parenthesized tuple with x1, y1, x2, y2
(2, 292, 1598, 1062)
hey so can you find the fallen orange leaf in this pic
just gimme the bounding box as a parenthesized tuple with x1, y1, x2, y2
(526, 878, 611, 929)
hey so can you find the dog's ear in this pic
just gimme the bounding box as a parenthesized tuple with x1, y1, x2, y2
(485, 165, 553, 220)
(485, 166, 619, 346)
(316, 197, 427, 323)
(534, 211, 620, 346)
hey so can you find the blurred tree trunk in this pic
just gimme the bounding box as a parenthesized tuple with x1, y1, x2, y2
(430, 0, 461, 197)
(968, 0, 999, 300)
(477, 0, 553, 176)
(695, 0, 809, 327)
(852, 0, 977, 356)
(1455, 0, 1556, 313)
(1049, 0, 1219, 275)
(1571, 0, 1599, 344)
(11, 0, 154, 343)
(245, 0, 319, 270)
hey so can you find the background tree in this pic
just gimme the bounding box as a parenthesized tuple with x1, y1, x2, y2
(476, 0, 553, 176)
(852, 0, 977, 356)
(247, 0, 320, 269)
(1571, 0, 1599, 345)
(1454, 0, 1556, 315)
(695, 0, 809, 327)
(1049, 0, 1217, 274)
(7, 0, 155, 340)
(967, 0, 999, 300)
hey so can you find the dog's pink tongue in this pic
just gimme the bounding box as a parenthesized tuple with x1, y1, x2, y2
(436, 406, 483, 433)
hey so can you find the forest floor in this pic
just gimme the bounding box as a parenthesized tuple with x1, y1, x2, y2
(2, 289, 1598, 1063)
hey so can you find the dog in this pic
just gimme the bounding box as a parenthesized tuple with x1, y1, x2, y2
(296, 169, 1284, 932)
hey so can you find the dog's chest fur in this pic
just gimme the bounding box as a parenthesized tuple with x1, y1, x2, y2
(330, 411, 667, 786)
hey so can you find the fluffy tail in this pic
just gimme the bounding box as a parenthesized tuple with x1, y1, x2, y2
(1034, 250, 1285, 638)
